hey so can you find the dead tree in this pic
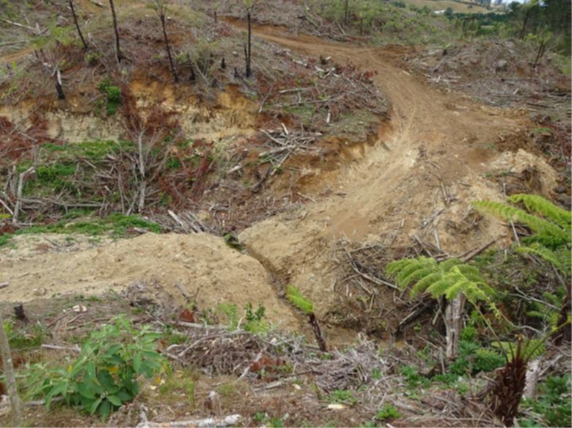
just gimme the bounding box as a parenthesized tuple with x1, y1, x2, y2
(68, 0, 88, 50)
(0, 311, 22, 427)
(532, 33, 552, 69)
(55, 68, 65, 100)
(152, 0, 179, 83)
(444, 294, 466, 360)
(108, 0, 122, 62)
(37, 50, 66, 101)
(241, 0, 260, 78)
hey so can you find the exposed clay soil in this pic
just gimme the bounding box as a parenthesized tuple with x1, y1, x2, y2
(0, 232, 298, 328)
(237, 27, 559, 322)
(0, 24, 561, 336)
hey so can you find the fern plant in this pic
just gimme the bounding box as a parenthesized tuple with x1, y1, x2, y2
(474, 194, 571, 343)
(386, 257, 496, 306)
(387, 256, 498, 359)
(473, 194, 571, 252)
(515, 244, 571, 276)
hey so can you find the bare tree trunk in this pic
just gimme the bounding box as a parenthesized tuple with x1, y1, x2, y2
(137, 131, 146, 213)
(519, 8, 531, 39)
(308, 313, 327, 352)
(12, 167, 34, 224)
(445, 294, 466, 360)
(0, 312, 22, 427)
(69, 0, 88, 50)
(553, 284, 571, 345)
(160, 13, 179, 83)
(245, 10, 252, 78)
(344, 0, 350, 27)
(55, 68, 65, 100)
(109, 0, 122, 63)
(533, 39, 547, 69)
(523, 358, 543, 399)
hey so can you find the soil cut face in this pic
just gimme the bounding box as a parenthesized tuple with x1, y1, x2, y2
(239, 26, 559, 324)
(0, 233, 298, 328)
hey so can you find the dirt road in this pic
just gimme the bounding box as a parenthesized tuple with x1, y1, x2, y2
(239, 26, 557, 319)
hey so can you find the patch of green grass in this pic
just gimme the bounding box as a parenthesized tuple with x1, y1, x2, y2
(0, 214, 161, 248)
(42, 140, 126, 162)
(327, 389, 358, 406)
(0, 233, 14, 248)
(23, 213, 160, 235)
(375, 403, 401, 422)
(3, 320, 47, 352)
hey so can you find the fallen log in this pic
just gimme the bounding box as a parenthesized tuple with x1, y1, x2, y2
(137, 414, 241, 428)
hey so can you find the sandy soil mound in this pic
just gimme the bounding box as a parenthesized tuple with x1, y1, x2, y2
(0, 233, 298, 327)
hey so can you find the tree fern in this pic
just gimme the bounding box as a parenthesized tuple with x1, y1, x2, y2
(473, 195, 572, 249)
(387, 256, 500, 360)
(387, 257, 495, 305)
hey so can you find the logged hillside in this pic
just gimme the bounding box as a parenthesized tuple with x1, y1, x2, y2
(0, 1, 570, 427)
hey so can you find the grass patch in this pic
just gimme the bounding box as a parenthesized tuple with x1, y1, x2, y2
(42, 140, 129, 161)
(0, 214, 161, 248)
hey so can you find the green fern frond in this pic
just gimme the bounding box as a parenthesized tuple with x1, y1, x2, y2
(509, 194, 571, 228)
(386, 258, 424, 276)
(385, 259, 408, 275)
(473, 200, 569, 246)
(425, 277, 456, 298)
(556, 248, 572, 277)
(440, 258, 463, 271)
(286, 286, 314, 314)
(410, 272, 442, 297)
(396, 258, 436, 286)
(541, 292, 562, 307)
(445, 278, 475, 300)
(455, 265, 482, 277)
(522, 339, 545, 360)
(401, 267, 437, 288)
(549, 311, 560, 331)
(387, 256, 495, 306)
(516, 243, 562, 269)
(473, 196, 571, 251)
(527, 310, 548, 320)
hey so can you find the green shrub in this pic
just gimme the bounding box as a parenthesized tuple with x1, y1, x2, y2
(448, 341, 505, 375)
(328, 389, 358, 406)
(522, 375, 572, 428)
(24, 317, 166, 420)
(375, 403, 401, 421)
(98, 78, 122, 116)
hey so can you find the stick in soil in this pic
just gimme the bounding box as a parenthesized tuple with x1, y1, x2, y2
(308, 313, 327, 352)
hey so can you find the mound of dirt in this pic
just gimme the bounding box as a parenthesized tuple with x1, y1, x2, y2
(0, 233, 298, 328)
